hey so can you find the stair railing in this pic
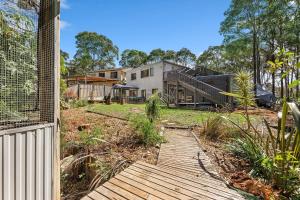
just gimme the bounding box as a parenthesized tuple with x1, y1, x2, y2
(164, 70, 230, 105)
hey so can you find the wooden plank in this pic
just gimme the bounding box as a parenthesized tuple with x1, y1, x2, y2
(109, 177, 150, 199)
(88, 191, 110, 200)
(95, 186, 127, 200)
(121, 171, 199, 200)
(125, 168, 216, 200)
(137, 162, 225, 187)
(81, 195, 94, 200)
(103, 181, 144, 200)
(132, 164, 242, 199)
(115, 174, 177, 200)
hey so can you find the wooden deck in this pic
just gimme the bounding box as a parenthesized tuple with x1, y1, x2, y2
(82, 129, 245, 200)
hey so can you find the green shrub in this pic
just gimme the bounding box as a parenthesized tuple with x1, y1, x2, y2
(202, 114, 239, 141)
(227, 137, 267, 178)
(145, 94, 161, 123)
(70, 99, 89, 108)
(130, 115, 164, 146)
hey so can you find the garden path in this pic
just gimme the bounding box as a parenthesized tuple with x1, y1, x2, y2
(82, 129, 245, 200)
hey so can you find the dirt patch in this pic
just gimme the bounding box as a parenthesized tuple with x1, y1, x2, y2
(234, 107, 278, 122)
(61, 108, 159, 199)
(193, 126, 279, 199)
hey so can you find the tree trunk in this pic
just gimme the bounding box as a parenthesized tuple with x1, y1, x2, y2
(296, 44, 299, 98)
(257, 36, 261, 85)
(281, 68, 284, 98)
(253, 28, 257, 96)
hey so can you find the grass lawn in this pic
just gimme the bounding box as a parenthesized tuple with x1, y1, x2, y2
(87, 103, 247, 126)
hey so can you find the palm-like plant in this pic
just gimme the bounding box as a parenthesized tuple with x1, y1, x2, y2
(222, 71, 256, 130)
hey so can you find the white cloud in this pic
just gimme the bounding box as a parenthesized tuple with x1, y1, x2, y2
(61, 0, 70, 9)
(60, 20, 70, 29)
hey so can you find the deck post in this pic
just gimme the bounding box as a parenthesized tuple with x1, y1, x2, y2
(175, 81, 179, 105)
(167, 84, 170, 105)
(194, 89, 197, 109)
(184, 88, 187, 103)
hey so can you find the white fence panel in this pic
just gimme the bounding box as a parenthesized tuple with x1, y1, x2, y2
(0, 124, 55, 200)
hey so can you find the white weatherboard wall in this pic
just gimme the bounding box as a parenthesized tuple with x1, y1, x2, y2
(126, 62, 179, 98)
(0, 124, 55, 200)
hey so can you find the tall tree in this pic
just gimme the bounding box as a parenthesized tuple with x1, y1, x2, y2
(196, 46, 225, 71)
(74, 32, 119, 72)
(163, 50, 177, 62)
(148, 48, 165, 63)
(220, 0, 266, 94)
(175, 48, 196, 67)
(119, 49, 147, 68)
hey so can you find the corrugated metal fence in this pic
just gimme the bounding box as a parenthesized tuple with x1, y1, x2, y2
(0, 124, 55, 200)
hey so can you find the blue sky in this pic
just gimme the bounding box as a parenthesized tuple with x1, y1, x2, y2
(60, 0, 231, 62)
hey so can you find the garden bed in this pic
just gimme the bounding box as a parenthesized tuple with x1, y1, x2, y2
(60, 108, 159, 199)
(193, 126, 280, 200)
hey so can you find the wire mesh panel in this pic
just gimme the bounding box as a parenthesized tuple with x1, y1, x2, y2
(0, 0, 55, 130)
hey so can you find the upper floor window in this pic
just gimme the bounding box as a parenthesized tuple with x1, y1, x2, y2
(110, 71, 118, 79)
(150, 67, 154, 76)
(141, 69, 150, 78)
(131, 73, 137, 80)
(99, 72, 105, 77)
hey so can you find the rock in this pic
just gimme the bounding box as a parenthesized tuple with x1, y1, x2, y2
(78, 124, 91, 131)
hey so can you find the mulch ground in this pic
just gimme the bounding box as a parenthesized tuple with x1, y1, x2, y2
(193, 126, 279, 200)
(61, 108, 159, 200)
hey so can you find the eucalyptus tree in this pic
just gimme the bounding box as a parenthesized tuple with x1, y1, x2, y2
(163, 50, 177, 62)
(147, 48, 165, 63)
(175, 48, 196, 67)
(119, 49, 148, 68)
(220, 0, 266, 93)
(196, 46, 225, 71)
(74, 32, 119, 72)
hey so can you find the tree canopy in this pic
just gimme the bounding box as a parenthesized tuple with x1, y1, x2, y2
(73, 32, 119, 74)
(198, 0, 300, 99)
(176, 48, 197, 67)
(119, 49, 147, 68)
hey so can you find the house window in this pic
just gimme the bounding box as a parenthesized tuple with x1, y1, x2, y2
(152, 88, 158, 94)
(110, 71, 118, 79)
(131, 73, 137, 80)
(141, 69, 149, 78)
(129, 90, 137, 97)
(141, 90, 146, 98)
(99, 72, 105, 77)
(150, 67, 154, 76)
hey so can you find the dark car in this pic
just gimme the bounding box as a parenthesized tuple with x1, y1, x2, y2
(256, 85, 276, 108)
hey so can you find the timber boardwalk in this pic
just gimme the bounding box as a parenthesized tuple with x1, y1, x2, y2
(82, 129, 244, 200)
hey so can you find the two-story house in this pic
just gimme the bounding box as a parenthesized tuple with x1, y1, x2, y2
(125, 61, 182, 98)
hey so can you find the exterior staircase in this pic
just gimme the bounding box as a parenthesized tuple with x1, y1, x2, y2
(164, 70, 232, 107)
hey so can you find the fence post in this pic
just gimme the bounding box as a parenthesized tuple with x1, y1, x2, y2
(77, 84, 80, 100)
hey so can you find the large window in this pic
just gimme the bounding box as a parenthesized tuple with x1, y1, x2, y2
(141, 69, 150, 78)
(150, 67, 154, 76)
(99, 72, 105, 77)
(129, 90, 138, 97)
(110, 71, 118, 79)
(141, 90, 146, 98)
(131, 73, 137, 80)
(152, 88, 158, 94)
